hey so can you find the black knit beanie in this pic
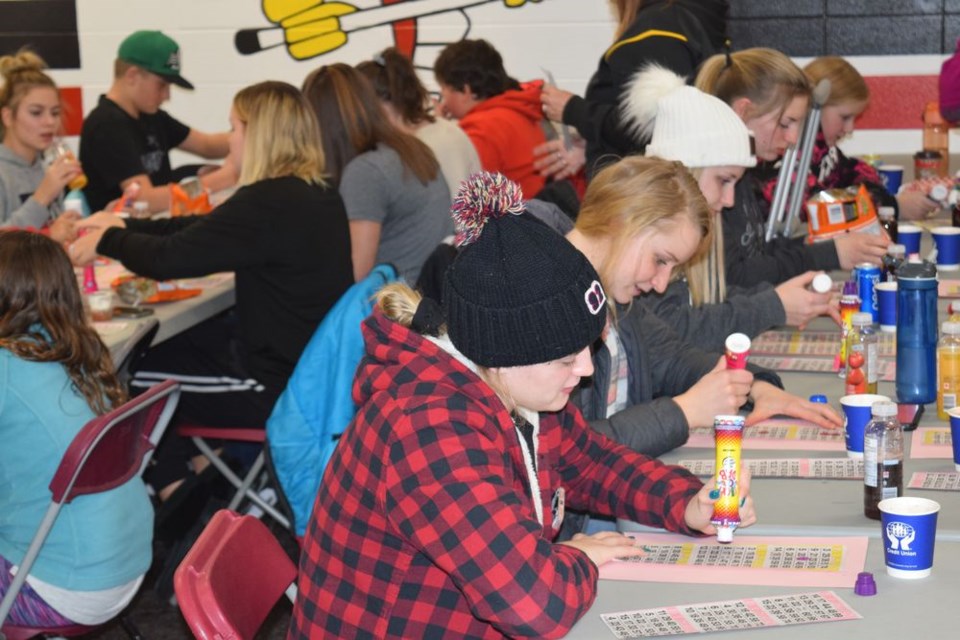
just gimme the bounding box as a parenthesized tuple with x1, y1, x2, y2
(443, 173, 607, 368)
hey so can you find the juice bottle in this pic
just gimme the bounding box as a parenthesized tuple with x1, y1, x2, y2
(863, 401, 903, 520)
(937, 321, 960, 420)
(838, 281, 860, 375)
(846, 312, 878, 394)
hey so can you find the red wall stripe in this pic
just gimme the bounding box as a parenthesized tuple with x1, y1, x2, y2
(59, 86, 83, 136)
(857, 75, 938, 130)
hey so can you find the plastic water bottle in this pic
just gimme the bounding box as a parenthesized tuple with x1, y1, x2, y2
(896, 261, 938, 405)
(863, 401, 903, 520)
(937, 322, 960, 420)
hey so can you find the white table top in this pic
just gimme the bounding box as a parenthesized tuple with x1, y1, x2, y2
(567, 537, 960, 639)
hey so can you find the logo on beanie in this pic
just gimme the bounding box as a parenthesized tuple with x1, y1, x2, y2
(584, 280, 606, 315)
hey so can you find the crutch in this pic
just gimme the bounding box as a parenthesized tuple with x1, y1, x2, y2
(765, 79, 832, 241)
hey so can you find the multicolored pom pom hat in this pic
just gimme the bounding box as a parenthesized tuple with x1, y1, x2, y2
(443, 172, 608, 368)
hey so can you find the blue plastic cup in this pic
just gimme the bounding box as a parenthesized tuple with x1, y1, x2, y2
(878, 164, 904, 195)
(878, 497, 940, 578)
(932, 226, 960, 270)
(876, 281, 897, 332)
(947, 408, 960, 472)
(898, 225, 922, 256)
(840, 394, 891, 458)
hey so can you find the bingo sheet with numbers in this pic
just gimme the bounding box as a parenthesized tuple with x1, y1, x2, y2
(683, 420, 845, 451)
(909, 471, 960, 490)
(600, 591, 861, 638)
(599, 534, 868, 588)
(678, 458, 863, 479)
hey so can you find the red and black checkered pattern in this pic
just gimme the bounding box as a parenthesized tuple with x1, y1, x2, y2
(289, 311, 703, 639)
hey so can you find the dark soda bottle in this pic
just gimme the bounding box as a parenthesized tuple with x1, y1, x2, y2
(863, 401, 903, 520)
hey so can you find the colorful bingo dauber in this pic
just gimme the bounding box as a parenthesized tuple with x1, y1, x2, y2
(712, 415, 745, 543)
(724, 333, 751, 369)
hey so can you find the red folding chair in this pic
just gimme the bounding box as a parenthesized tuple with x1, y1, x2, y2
(174, 509, 297, 640)
(175, 424, 292, 529)
(0, 379, 181, 640)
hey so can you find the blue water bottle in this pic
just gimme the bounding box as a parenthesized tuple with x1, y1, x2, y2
(896, 261, 938, 404)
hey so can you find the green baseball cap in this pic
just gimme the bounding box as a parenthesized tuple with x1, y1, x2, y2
(118, 30, 194, 89)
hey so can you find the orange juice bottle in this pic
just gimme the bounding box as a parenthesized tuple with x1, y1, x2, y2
(937, 321, 960, 420)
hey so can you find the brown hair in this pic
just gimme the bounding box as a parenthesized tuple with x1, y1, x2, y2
(302, 63, 439, 185)
(696, 47, 810, 121)
(575, 156, 712, 298)
(356, 48, 434, 127)
(232, 80, 326, 186)
(0, 49, 58, 138)
(0, 231, 125, 415)
(804, 56, 869, 107)
(433, 39, 520, 99)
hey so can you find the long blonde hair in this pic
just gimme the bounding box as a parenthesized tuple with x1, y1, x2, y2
(575, 156, 712, 301)
(681, 166, 726, 305)
(804, 56, 869, 107)
(0, 49, 58, 139)
(232, 81, 326, 186)
(696, 47, 810, 121)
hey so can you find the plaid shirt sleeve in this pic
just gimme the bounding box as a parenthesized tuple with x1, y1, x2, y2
(555, 405, 704, 536)
(382, 396, 599, 639)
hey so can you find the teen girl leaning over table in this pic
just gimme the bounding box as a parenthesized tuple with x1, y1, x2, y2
(288, 172, 756, 640)
(302, 63, 451, 284)
(620, 64, 836, 352)
(758, 56, 935, 222)
(518, 157, 842, 466)
(69, 81, 353, 500)
(0, 230, 152, 627)
(0, 50, 82, 242)
(695, 48, 889, 289)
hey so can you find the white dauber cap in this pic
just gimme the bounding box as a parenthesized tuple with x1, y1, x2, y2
(716, 525, 735, 543)
(725, 332, 751, 354)
(812, 273, 832, 293)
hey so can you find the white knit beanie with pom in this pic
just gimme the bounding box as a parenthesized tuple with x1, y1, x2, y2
(621, 64, 757, 168)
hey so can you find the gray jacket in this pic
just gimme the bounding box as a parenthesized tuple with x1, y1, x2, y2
(0, 144, 61, 228)
(640, 279, 786, 353)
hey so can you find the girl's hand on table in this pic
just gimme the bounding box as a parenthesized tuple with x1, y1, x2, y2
(76, 211, 127, 231)
(775, 271, 838, 329)
(48, 210, 81, 244)
(558, 531, 647, 567)
(675, 357, 753, 428)
(684, 470, 757, 534)
(746, 381, 843, 430)
(68, 227, 106, 266)
(835, 231, 890, 270)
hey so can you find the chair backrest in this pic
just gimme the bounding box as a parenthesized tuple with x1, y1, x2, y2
(52, 378, 181, 502)
(174, 510, 297, 640)
(0, 378, 181, 630)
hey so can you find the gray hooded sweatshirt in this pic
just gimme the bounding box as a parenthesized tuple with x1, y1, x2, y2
(0, 144, 62, 228)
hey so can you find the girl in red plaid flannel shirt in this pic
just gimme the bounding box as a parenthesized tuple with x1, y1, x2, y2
(289, 173, 756, 639)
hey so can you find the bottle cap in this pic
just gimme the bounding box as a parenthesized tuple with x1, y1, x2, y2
(943, 321, 960, 335)
(930, 184, 949, 202)
(716, 525, 735, 543)
(809, 394, 829, 404)
(872, 401, 897, 418)
(887, 244, 906, 258)
(878, 206, 896, 219)
(842, 280, 858, 297)
(64, 198, 83, 213)
(811, 273, 832, 293)
(852, 312, 873, 326)
(854, 571, 877, 596)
